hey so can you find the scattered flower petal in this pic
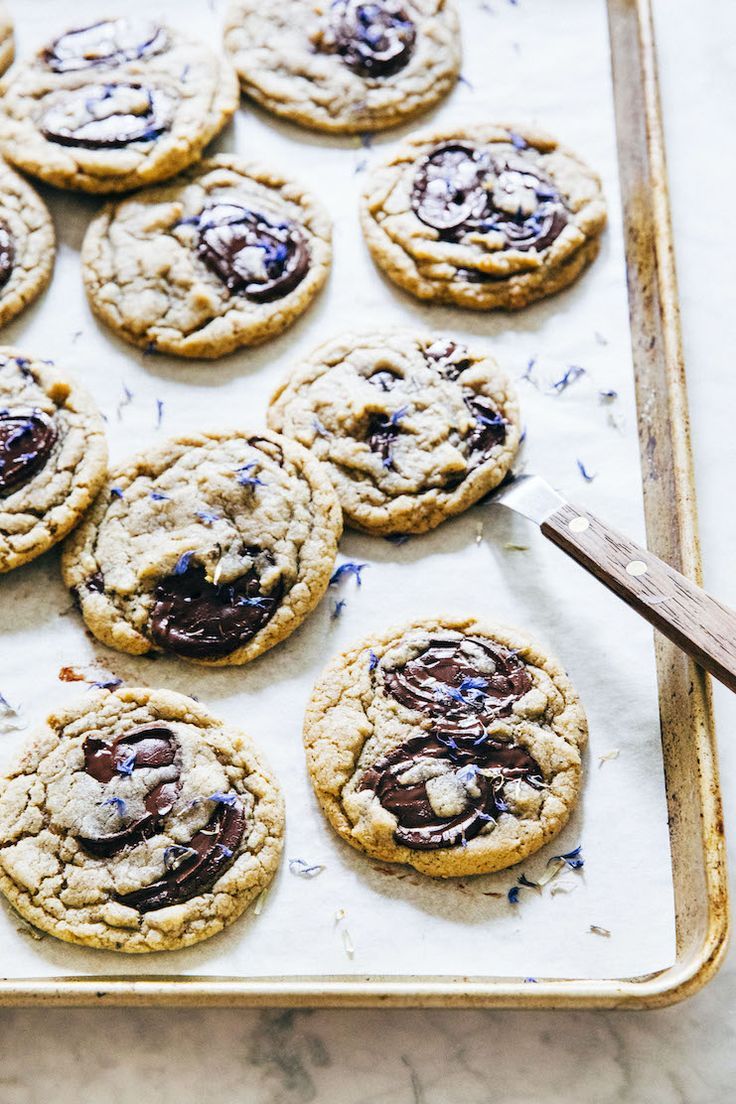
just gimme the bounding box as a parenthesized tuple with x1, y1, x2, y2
(289, 858, 326, 879)
(208, 791, 238, 807)
(550, 365, 586, 394)
(329, 561, 368, 588)
(577, 459, 596, 482)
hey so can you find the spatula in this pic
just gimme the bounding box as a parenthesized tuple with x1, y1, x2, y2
(489, 473, 736, 693)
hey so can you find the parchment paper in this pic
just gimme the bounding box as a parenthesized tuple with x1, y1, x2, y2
(0, 0, 676, 980)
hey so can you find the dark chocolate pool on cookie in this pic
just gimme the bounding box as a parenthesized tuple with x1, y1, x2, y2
(359, 635, 539, 850)
(42, 19, 168, 73)
(41, 83, 172, 149)
(116, 800, 246, 912)
(0, 407, 57, 495)
(324, 0, 416, 78)
(384, 636, 532, 729)
(79, 725, 180, 857)
(195, 202, 309, 302)
(150, 561, 282, 659)
(411, 140, 569, 253)
(77, 723, 246, 911)
(359, 732, 541, 850)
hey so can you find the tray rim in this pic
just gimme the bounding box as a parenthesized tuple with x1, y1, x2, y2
(0, 0, 728, 1009)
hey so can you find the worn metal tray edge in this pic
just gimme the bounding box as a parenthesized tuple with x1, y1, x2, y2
(0, 0, 727, 1008)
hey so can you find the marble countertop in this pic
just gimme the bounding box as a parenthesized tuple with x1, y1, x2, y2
(1, 2, 735, 1101)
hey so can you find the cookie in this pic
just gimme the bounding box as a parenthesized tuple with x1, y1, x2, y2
(61, 429, 342, 666)
(268, 330, 520, 534)
(0, 17, 238, 194)
(0, 160, 56, 329)
(82, 155, 332, 358)
(0, 4, 14, 77)
(0, 686, 284, 952)
(360, 123, 607, 310)
(223, 0, 461, 134)
(0, 349, 108, 573)
(304, 617, 587, 877)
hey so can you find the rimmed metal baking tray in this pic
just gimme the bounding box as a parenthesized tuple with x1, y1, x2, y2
(0, 0, 727, 1008)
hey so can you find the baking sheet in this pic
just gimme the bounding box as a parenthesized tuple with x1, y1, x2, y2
(0, 0, 676, 980)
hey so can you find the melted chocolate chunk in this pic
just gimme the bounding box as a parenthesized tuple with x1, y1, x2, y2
(195, 202, 309, 303)
(424, 339, 472, 380)
(440, 395, 508, 492)
(0, 220, 14, 289)
(366, 410, 404, 467)
(41, 83, 171, 149)
(411, 140, 569, 252)
(150, 561, 281, 658)
(324, 1, 416, 78)
(359, 731, 541, 850)
(383, 635, 531, 732)
(412, 142, 491, 233)
(115, 800, 245, 912)
(77, 726, 181, 858)
(83, 725, 178, 783)
(42, 19, 168, 73)
(0, 407, 57, 495)
(464, 395, 507, 455)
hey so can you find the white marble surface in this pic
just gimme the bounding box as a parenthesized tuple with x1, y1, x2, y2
(1, 1, 736, 1100)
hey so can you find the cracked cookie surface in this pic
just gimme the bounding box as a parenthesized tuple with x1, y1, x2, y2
(0, 17, 238, 193)
(304, 617, 587, 877)
(267, 330, 520, 534)
(0, 349, 108, 573)
(61, 428, 342, 666)
(361, 123, 607, 310)
(223, 0, 460, 134)
(0, 4, 14, 77)
(0, 687, 284, 952)
(82, 155, 333, 358)
(0, 160, 55, 328)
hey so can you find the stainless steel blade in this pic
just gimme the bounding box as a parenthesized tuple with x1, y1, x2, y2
(487, 472, 567, 526)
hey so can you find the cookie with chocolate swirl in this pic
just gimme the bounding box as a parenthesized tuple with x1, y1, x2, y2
(82, 156, 332, 357)
(0, 18, 238, 193)
(361, 124, 607, 310)
(223, 0, 460, 134)
(0, 349, 108, 573)
(0, 687, 284, 952)
(304, 618, 587, 877)
(268, 330, 520, 534)
(61, 428, 342, 666)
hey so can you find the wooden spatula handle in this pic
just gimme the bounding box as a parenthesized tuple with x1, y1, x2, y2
(541, 502, 736, 693)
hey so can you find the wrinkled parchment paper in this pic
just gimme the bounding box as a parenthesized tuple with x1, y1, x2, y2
(0, 0, 676, 980)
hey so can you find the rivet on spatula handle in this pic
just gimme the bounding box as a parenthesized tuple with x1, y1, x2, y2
(541, 502, 736, 694)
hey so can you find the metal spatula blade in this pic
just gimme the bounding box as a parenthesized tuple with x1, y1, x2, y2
(487, 472, 565, 525)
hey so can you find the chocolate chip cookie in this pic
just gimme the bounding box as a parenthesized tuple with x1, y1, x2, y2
(361, 123, 607, 310)
(267, 330, 520, 534)
(0, 4, 14, 78)
(0, 686, 284, 952)
(0, 17, 238, 193)
(305, 617, 587, 877)
(62, 429, 342, 666)
(223, 0, 461, 134)
(0, 349, 108, 573)
(0, 160, 56, 329)
(82, 156, 332, 357)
